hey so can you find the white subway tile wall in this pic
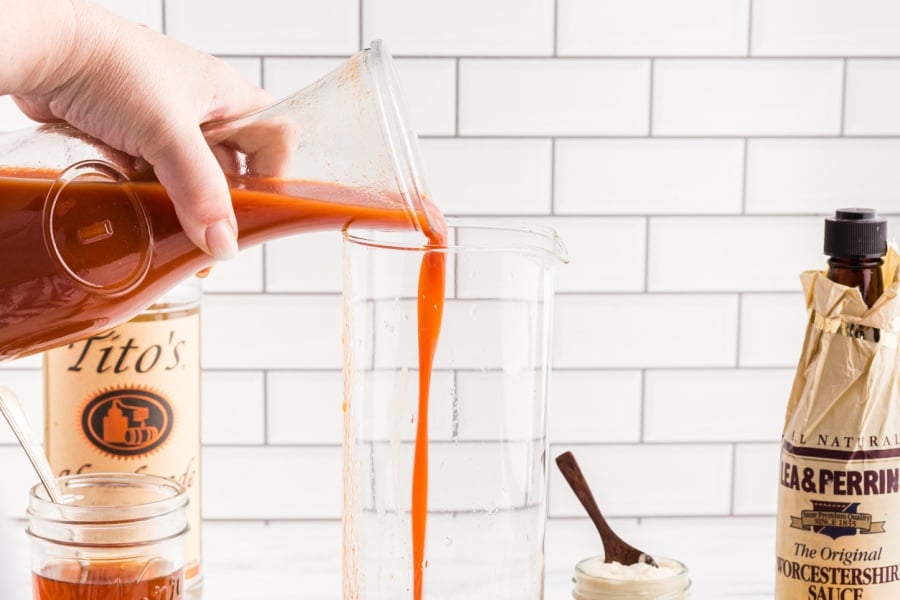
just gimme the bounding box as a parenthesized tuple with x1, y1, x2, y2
(751, 0, 900, 56)
(652, 59, 843, 135)
(459, 59, 651, 135)
(557, 0, 750, 57)
(555, 138, 745, 215)
(845, 60, 900, 135)
(1, 0, 898, 561)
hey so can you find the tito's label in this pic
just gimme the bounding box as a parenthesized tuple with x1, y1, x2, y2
(776, 434, 900, 599)
(45, 307, 201, 581)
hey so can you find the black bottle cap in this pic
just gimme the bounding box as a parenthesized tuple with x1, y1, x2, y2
(824, 208, 887, 258)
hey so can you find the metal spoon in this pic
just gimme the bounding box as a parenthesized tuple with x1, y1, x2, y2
(0, 386, 64, 503)
(555, 451, 657, 567)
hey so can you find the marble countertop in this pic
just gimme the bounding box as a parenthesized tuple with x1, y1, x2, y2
(5, 518, 776, 598)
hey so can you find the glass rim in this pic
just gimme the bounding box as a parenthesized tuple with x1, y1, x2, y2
(343, 217, 569, 263)
(28, 472, 187, 520)
(574, 556, 690, 584)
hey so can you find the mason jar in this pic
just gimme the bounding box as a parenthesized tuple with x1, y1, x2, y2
(27, 472, 188, 599)
(572, 556, 691, 599)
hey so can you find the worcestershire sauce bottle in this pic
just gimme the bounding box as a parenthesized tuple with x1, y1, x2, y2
(776, 209, 900, 600)
(44, 279, 203, 588)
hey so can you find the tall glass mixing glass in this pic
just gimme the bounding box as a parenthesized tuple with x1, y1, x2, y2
(342, 219, 567, 599)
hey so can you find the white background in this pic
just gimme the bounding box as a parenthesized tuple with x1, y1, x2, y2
(5, 0, 900, 597)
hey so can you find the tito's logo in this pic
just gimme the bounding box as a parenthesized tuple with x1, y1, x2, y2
(81, 388, 173, 458)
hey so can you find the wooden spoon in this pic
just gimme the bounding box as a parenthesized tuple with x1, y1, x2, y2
(555, 451, 657, 567)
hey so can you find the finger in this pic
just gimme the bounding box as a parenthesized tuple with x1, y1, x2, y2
(146, 125, 238, 260)
(11, 96, 59, 123)
(246, 118, 300, 177)
(220, 117, 299, 178)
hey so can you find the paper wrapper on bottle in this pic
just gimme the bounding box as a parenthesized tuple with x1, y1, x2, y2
(776, 246, 900, 599)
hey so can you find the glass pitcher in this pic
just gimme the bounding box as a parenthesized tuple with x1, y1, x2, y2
(342, 219, 568, 599)
(0, 40, 438, 363)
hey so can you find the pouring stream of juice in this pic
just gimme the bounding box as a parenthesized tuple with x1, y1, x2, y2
(0, 168, 445, 598)
(413, 250, 446, 599)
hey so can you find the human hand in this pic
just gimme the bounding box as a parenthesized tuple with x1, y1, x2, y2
(10, 0, 272, 260)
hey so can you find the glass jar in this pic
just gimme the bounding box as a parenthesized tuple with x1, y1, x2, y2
(27, 472, 189, 600)
(572, 557, 691, 600)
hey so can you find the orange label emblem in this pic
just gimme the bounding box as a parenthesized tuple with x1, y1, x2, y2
(81, 388, 173, 457)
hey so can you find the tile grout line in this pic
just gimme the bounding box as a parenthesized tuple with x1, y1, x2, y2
(639, 369, 646, 443)
(140, 439, 783, 449)
(455, 58, 461, 137)
(179, 365, 799, 375)
(643, 217, 651, 292)
(262, 369, 270, 445)
(419, 134, 900, 140)
(648, 59, 655, 135)
(201, 288, 807, 297)
(358, 0, 364, 51)
(451, 370, 460, 440)
(208, 53, 900, 60)
(840, 58, 848, 135)
(550, 138, 557, 215)
(553, 0, 559, 57)
(370, 301, 378, 378)
(735, 293, 743, 368)
(746, 0, 753, 56)
(191, 514, 777, 523)
(260, 55, 267, 91)
(741, 138, 749, 214)
(730, 443, 738, 516)
(261, 244, 268, 293)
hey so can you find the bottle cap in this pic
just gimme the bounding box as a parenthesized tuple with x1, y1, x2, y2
(824, 208, 887, 258)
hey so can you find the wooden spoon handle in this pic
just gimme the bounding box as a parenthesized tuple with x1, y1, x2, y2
(555, 451, 627, 562)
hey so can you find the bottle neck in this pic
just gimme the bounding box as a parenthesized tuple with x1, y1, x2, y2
(826, 256, 885, 308)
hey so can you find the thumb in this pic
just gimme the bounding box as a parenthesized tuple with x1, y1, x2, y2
(147, 126, 239, 260)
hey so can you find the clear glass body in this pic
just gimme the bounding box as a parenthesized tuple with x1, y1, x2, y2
(572, 557, 691, 600)
(341, 219, 567, 599)
(27, 472, 189, 599)
(0, 40, 438, 363)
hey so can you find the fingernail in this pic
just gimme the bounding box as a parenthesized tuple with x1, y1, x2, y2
(205, 220, 239, 261)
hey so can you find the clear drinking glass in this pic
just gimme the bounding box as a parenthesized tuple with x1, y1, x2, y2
(27, 472, 189, 600)
(342, 219, 568, 599)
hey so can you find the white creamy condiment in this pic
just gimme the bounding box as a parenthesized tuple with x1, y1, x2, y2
(572, 557, 690, 599)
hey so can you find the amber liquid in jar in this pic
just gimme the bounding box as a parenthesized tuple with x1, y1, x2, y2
(33, 565, 182, 600)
